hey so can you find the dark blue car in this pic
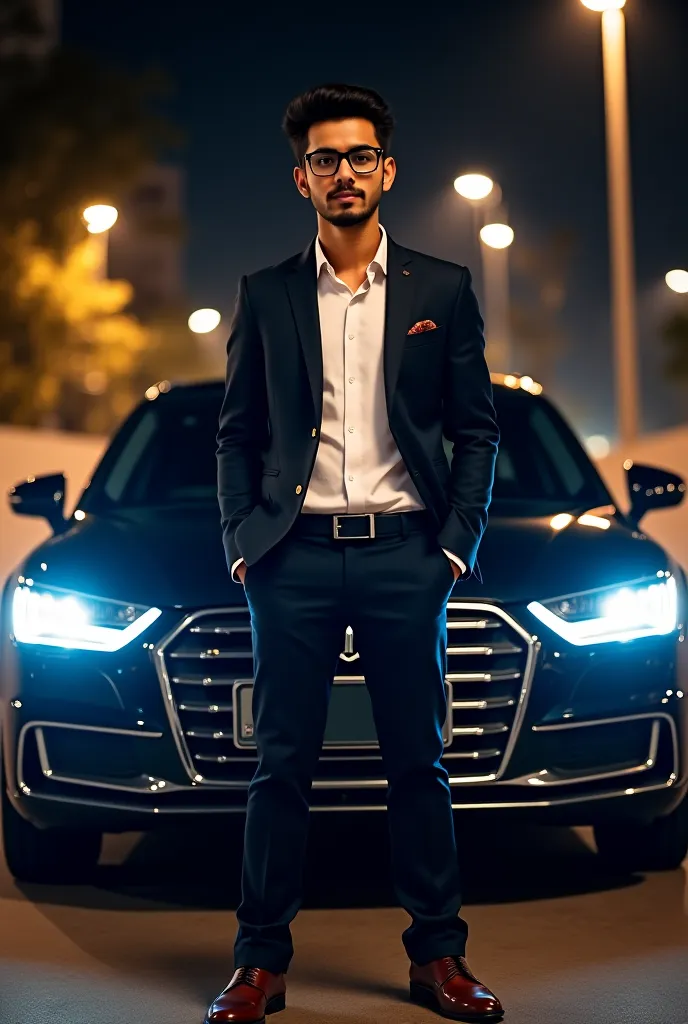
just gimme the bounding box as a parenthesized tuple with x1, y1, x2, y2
(2, 374, 687, 882)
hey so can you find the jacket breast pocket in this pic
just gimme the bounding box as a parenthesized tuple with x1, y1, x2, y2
(404, 325, 445, 350)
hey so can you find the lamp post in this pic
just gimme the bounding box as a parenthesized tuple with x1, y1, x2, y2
(82, 204, 118, 280)
(189, 308, 223, 361)
(454, 173, 498, 261)
(454, 174, 514, 370)
(480, 223, 515, 372)
(581, 0, 639, 446)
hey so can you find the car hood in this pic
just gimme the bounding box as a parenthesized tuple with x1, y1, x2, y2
(17, 504, 669, 609)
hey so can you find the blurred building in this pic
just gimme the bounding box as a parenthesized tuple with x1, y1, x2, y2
(0, 0, 60, 58)
(108, 164, 186, 318)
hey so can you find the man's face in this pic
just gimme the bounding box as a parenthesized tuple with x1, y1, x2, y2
(293, 117, 396, 228)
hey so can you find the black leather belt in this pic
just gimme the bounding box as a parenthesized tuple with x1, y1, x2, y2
(294, 509, 433, 539)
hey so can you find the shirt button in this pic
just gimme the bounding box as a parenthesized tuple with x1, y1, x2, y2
(295, 485, 302, 494)
(348, 426, 354, 433)
(348, 475, 354, 481)
(348, 333, 354, 340)
(349, 377, 355, 383)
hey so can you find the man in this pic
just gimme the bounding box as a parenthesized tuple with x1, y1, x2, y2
(210, 83, 502, 1024)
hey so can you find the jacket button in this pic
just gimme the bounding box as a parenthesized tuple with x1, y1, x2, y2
(295, 485, 302, 494)
(311, 428, 317, 437)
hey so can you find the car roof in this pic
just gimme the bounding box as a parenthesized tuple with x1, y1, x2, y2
(146, 373, 542, 402)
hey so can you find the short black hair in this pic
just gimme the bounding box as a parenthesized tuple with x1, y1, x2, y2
(282, 83, 395, 165)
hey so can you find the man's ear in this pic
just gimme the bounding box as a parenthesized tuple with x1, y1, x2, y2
(381, 156, 396, 192)
(293, 165, 310, 198)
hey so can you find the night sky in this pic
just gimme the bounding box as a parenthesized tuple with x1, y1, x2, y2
(61, 0, 688, 441)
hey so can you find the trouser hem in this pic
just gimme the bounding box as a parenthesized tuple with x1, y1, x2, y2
(406, 943, 467, 966)
(233, 948, 292, 975)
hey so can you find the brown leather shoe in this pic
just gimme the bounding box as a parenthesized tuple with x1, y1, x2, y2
(204, 967, 286, 1023)
(410, 956, 504, 1021)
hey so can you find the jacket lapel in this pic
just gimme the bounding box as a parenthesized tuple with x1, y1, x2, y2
(284, 234, 416, 422)
(285, 240, 323, 422)
(383, 238, 415, 413)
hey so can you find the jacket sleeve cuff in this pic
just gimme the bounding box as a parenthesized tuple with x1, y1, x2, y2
(441, 548, 467, 577)
(231, 557, 245, 583)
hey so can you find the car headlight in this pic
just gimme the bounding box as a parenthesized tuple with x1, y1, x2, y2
(12, 583, 162, 652)
(527, 574, 678, 646)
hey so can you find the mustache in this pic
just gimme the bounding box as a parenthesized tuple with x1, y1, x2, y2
(328, 186, 365, 200)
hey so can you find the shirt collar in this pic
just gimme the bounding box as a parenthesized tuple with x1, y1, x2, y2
(315, 224, 388, 279)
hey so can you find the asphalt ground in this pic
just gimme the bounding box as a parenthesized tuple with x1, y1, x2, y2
(0, 814, 686, 1024)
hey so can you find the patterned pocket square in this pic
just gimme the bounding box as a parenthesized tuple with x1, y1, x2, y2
(407, 319, 438, 335)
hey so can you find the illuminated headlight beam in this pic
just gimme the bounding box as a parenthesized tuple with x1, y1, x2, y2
(12, 584, 161, 652)
(528, 576, 678, 646)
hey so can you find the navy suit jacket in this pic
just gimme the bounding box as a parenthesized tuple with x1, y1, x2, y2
(216, 234, 499, 584)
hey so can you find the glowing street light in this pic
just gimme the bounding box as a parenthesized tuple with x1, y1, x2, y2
(454, 174, 494, 202)
(479, 223, 515, 373)
(82, 205, 118, 234)
(480, 223, 515, 250)
(581, 0, 625, 10)
(666, 270, 688, 294)
(454, 174, 513, 372)
(81, 205, 118, 280)
(188, 308, 222, 334)
(581, 0, 638, 446)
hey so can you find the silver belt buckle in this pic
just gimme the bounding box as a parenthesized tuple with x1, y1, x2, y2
(333, 513, 376, 539)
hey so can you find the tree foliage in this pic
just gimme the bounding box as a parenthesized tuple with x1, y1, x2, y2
(0, 38, 200, 433)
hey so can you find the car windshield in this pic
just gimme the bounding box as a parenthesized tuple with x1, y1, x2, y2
(81, 385, 612, 518)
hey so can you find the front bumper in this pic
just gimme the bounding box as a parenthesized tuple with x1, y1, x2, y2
(3, 598, 687, 831)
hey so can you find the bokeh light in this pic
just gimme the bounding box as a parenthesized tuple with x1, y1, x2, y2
(188, 308, 222, 333)
(82, 205, 118, 234)
(454, 174, 494, 201)
(480, 223, 515, 249)
(666, 270, 688, 294)
(580, 0, 626, 10)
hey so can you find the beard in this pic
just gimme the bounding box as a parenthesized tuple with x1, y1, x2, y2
(314, 182, 383, 228)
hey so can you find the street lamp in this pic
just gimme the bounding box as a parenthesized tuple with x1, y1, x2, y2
(666, 270, 688, 295)
(454, 174, 513, 370)
(82, 204, 118, 279)
(82, 205, 118, 233)
(480, 224, 515, 250)
(480, 223, 515, 372)
(581, 0, 638, 446)
(188, 308, 222, 333)
(454, 174, 494, 202)
(581, 0, 625, 9)
(453, 173, 501, 244)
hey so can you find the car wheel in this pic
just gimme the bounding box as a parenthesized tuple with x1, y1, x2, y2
(1, 776, 102, 884)
(593, 795, 688, 872)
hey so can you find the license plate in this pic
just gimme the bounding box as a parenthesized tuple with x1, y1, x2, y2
(233, 679, 452, 749)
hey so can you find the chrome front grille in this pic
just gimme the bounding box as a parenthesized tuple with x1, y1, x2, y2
(443, 604, 534, 780)
(155, 602, 536, 786)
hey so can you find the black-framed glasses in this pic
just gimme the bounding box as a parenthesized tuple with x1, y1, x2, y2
(304, 146, 384, 177)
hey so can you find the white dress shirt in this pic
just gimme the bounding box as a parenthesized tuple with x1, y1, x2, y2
(230, 225, 466, 583)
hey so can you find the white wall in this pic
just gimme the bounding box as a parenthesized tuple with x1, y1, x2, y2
(595, 424, 688, 572)
(0, 426, 107, 585)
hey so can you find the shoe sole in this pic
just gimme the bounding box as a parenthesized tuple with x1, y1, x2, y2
(203, 992, 286, 1024)
(410, 982, 504, 1022)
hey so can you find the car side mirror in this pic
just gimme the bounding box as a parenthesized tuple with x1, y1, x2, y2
(625, 461, 686, 526)
(8, 472, 68, 534)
